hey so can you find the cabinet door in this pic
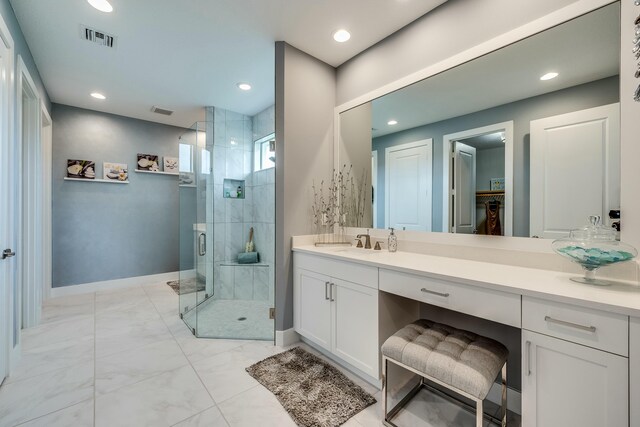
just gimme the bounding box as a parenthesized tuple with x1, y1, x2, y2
(332, 278, 379, 378)
(522, 330, 628, 427)
(294, 268, 332, 351)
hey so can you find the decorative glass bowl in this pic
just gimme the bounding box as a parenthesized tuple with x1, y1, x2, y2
(552, 216, 637, 286)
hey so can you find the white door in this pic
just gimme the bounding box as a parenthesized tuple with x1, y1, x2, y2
(385, 139, 432, 231)
(522, 330, 628, 427)
(294, 269, 332, 351)
(0, 17, 16, 383)
(452, 142, 476, 234)
(0, 17, 14, 384)
(530, 103, 620, 238)
(332, 278, 378, 378)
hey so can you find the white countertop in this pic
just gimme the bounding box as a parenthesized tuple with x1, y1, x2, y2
(293, 244, 640, 318)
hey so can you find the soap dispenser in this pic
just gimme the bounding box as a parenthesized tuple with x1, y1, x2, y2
(388, 228, 397, 252)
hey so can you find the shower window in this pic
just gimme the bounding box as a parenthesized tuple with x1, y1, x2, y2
(179, 143, 193, 173)
(254, 133, 275, 171)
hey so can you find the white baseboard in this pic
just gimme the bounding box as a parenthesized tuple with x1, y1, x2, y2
(486, 382, 521, 415)
(275, 328, 300, 347)
(50, 271, 180, 298)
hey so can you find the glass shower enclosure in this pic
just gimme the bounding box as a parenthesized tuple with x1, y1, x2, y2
(178, 108, 275, 341)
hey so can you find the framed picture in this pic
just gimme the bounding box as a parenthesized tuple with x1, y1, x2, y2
(490, 178, 505, 191)
(164, 156, 178, 173)
(103, 162, 128, 181)
(179, 172, 195, 186)
(137, 154, 159, 171)
(67, 159, 95, 179)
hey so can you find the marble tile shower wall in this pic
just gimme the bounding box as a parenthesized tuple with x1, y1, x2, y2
(206, 106, 275, 304)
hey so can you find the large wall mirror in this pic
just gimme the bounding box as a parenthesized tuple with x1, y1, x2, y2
(339, 2, 620, 239)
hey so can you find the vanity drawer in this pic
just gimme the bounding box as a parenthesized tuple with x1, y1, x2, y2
(294, 252, 378, 289)
(379, 269, 521, 328)
(522, 296, 628, 356)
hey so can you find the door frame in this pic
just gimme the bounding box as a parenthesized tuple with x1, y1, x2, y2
(0, 12, 15, 383)
(371, 150, 378, 228)
(41, 102, 52, 301)
(17, 55, 43, 329)
(384, 139, 433, 231)
(442, 121, 514, 235)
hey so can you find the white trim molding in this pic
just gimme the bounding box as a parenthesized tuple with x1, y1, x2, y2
(275, 328, 300, 347)
(50, 271, 180, 298)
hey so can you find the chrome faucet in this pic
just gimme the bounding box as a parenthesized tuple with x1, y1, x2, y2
(356, 229, 372, 249)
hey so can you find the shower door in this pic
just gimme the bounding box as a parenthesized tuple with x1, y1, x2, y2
(179, 122, 212, 333)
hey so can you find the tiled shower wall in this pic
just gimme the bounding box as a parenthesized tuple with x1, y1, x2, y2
(206, 106, 275, 303)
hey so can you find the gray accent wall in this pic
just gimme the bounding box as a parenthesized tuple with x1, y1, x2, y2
(372, 76, 619, 236)
(336, 0, 576, 105)
(275, 42, 336, 331)
(52, 104, 187, 287)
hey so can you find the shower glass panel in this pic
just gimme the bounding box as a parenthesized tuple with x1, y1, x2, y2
(179, 107, 275, 341)
(179, 121, 210, 333)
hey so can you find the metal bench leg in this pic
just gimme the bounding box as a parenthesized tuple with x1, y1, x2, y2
(501, 362, 508, 426)
(382, 357, 388, 423)
(476, 399, 483, 427)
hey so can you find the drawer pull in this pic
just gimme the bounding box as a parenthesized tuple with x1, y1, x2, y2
(544, 316, 596, 333)
(330, 283, 335, 302)
(420, 288, 450, 298)
(325, 282, 330, 300)
(525, 340, 532, 376)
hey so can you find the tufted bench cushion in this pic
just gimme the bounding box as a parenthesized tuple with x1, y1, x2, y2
(381, 319, 508, 400)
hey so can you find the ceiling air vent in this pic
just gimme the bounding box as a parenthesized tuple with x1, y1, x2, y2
(80, 25, 116, 48)
(151, 106, 174, 116)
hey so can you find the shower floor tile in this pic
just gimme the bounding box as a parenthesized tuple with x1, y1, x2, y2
(182, 298, 274, 340)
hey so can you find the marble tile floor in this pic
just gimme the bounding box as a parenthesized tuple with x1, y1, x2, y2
(0, 280, 520, 427)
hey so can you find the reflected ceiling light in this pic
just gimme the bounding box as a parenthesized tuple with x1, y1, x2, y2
(90, 92, 106, 100)
(387, 120, 398, 126)
(333, 29, 351, 43)
(540, 72, 559, 81)
(230, 140, 238, 145)
(237, 82, 252, 91)
(87, 0, 113, 13)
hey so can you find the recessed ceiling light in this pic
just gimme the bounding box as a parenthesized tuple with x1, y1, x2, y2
(540, 72, 559, 81)
(333, 29, 351, 43)
(87, 0, 113, 13)
(90, 92, 106, 100)
(237, 83, 252, 91)
(387, 120, 398, 126)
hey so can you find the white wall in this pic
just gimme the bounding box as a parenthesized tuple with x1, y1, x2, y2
(275, 42, 335, 331)
(620, 1, 640, 252)
(336, 0, 577, 105)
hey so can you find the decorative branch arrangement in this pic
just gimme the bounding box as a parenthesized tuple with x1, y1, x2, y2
(312, 164, 369, 244)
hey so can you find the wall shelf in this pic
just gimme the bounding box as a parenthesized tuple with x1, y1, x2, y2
(179, 184, 196, 188)
(135, 169, 179, 176)
(64, 177, 129, 184)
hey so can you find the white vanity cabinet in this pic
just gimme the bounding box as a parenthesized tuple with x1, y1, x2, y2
(521, 297, 629, 427)
(293, 252, 380, 379)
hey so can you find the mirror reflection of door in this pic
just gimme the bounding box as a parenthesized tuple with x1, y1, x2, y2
(444, 122, 513, 236)
(384, 139, 432, 231)
(530, 103, 620, 239)
(452, 142, 476, 234)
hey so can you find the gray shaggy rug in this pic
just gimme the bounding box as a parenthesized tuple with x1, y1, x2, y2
(246, 347, 376, 427)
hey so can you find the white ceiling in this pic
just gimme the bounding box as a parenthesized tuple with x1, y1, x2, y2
(370, 3, 620, 138)
(10, 0, 447, 128)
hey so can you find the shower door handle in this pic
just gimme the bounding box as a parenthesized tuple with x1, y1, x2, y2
(198, 233, 206, 256)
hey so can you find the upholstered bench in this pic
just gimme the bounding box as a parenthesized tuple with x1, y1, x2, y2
(381, 319, 508, 427)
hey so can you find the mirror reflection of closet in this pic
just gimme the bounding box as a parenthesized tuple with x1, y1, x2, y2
(339, 2, 621, 238)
